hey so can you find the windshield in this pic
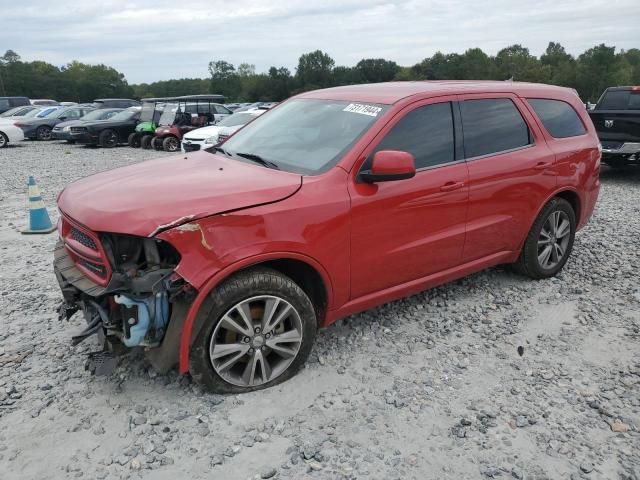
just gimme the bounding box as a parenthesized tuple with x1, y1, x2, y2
(37, 107, 59, 118)
(24, 109, 43, 118)
(81, 109, 118, 121)
(140, 102, 158, 122)
(50, 107, 74, 119)
(158, 103, 178, 125)
(109, 109, 139, 122)
(218, 112, 258, 127)
(219, 99, 388, 174)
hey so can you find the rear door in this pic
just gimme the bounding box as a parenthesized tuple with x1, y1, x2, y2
(458, 94, 557, 262)
(349, 97, 469, 298)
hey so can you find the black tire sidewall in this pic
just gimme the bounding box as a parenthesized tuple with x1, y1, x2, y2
(140, 135, 152, 149)
(0, 132, 7, 148)
(522, 198, 576, 279)
(128, 132, 141, 148)
(189, 268, 317, 394)
(99, 129, 117, 148)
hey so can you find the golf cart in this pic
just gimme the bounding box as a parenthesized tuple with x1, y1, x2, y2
(128, 97, 167, 149)
(150, 94, 229, 152)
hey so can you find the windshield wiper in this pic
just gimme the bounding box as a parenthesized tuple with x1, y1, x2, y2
(235, 152, 280, 170)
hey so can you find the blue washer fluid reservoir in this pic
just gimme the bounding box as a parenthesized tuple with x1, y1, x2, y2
(115, 292, 169, 347)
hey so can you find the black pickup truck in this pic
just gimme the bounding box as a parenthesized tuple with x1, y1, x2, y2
(589, 86, 640, 168)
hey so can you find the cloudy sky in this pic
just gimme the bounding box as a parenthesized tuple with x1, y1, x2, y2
(1, 0, 638, 84)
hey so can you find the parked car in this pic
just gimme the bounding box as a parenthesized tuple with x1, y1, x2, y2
(60, 102, 78, 107)
(0, 122, 24, 148)
(52, 108, 123, 142)
(588, 86, 640, 168)
(92, 98, 141, 109)
(0, 96, 30, 114)
(70, 107, 141, 147)
(0, 105, 38, 117)
(54, 81, 600, 393)
(181, 109, 265, 152)
(14, 105, 95, 140)
(30, 99, 60, 106)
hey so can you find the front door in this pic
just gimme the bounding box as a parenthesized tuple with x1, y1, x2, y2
(349, 98, 469, 299)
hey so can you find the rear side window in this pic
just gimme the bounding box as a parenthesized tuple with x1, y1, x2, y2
(527, 99, 586, 138)
(598, 90, 629, 110)
(374, 102, 455, 169)
(460, 99, 531, 158)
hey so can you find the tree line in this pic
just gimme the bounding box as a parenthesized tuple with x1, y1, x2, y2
(1, 43, 639, 104)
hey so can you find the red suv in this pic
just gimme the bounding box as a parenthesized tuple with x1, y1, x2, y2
(55, 81, 600, 392)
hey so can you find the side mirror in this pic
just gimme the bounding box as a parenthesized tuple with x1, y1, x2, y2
(360, 150, 416, 183)
(59, 116, 67, 121)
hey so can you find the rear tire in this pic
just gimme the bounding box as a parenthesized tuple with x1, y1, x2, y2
(152, 137, 163, 151)
(514, 197, 576, 279)
(98, 129, 118, 148)
(162, 136, 179, 152)
(189, 268, 317, 394)
(36, 125, 52, 141)
(127, 132, 141, 148)
(140, 135, 153, 149)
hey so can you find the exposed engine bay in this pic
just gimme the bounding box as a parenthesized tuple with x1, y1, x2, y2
(56, 230, 191, 357)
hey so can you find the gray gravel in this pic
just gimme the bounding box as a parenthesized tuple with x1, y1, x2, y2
(0, 141, 639, 480)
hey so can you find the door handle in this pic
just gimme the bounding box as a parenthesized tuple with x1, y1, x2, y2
(440, 181, 465, 192)
(533, 162, 550, 170)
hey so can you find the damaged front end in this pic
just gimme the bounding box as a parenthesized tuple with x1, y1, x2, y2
(55, 215, 194, 373)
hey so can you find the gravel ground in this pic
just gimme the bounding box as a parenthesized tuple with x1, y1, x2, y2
(0, 141, 639, 480)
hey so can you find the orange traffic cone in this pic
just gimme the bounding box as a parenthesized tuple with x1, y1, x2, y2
(21, 176, 56, 234)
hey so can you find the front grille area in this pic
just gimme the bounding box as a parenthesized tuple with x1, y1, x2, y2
(70, 127, 87, 134)
(60, 215, 111, 286)
(77, 258, 107, 277)
(70, 226, 97, 250)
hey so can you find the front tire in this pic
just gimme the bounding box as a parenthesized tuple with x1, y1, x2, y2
(98, 129, 118, 148)
(36, 125, 52, 141)
(189, 268, 317, 393)
(0, 132, 8, 148)
(128, 132, 141, 148)
(140, 134, 153, 149)
(162, 136, 179, 152)
(515, 197, 576, 279)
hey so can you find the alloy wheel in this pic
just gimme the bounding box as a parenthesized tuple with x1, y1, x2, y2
(537, 210, 571, 270)
(209, 295, 303, 388)
(37, 126, 51, 140)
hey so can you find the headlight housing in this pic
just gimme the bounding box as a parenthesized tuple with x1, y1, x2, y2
(63, 126, 70, 131)
(204, 135, 219, 145)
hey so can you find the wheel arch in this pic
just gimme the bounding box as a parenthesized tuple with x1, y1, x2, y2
(178, 252, 333, 374)
(517, 187, 582, 254)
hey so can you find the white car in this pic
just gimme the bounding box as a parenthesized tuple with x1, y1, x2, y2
(0, 121, 25, 148)
(181, 109, 265, 153)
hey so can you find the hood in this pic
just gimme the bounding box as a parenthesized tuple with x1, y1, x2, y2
(183, 125, 221, 139)
(57, 150, 302, 237)
(217, 125, 243, 135)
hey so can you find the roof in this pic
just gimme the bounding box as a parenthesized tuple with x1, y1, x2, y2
(298, 81, 577, 105)
(154, 94, 226, 102)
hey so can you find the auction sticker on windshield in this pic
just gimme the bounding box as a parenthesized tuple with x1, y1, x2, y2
(343, 103, 382, 117)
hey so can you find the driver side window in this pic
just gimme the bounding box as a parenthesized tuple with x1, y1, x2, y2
(373, 102, 455, 170)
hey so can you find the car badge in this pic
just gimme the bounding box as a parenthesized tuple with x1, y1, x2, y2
(604, 120, 614, 128)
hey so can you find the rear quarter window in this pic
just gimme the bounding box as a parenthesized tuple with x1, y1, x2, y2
(459, 98, 531, 158)
(527, 99, 586, 138)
